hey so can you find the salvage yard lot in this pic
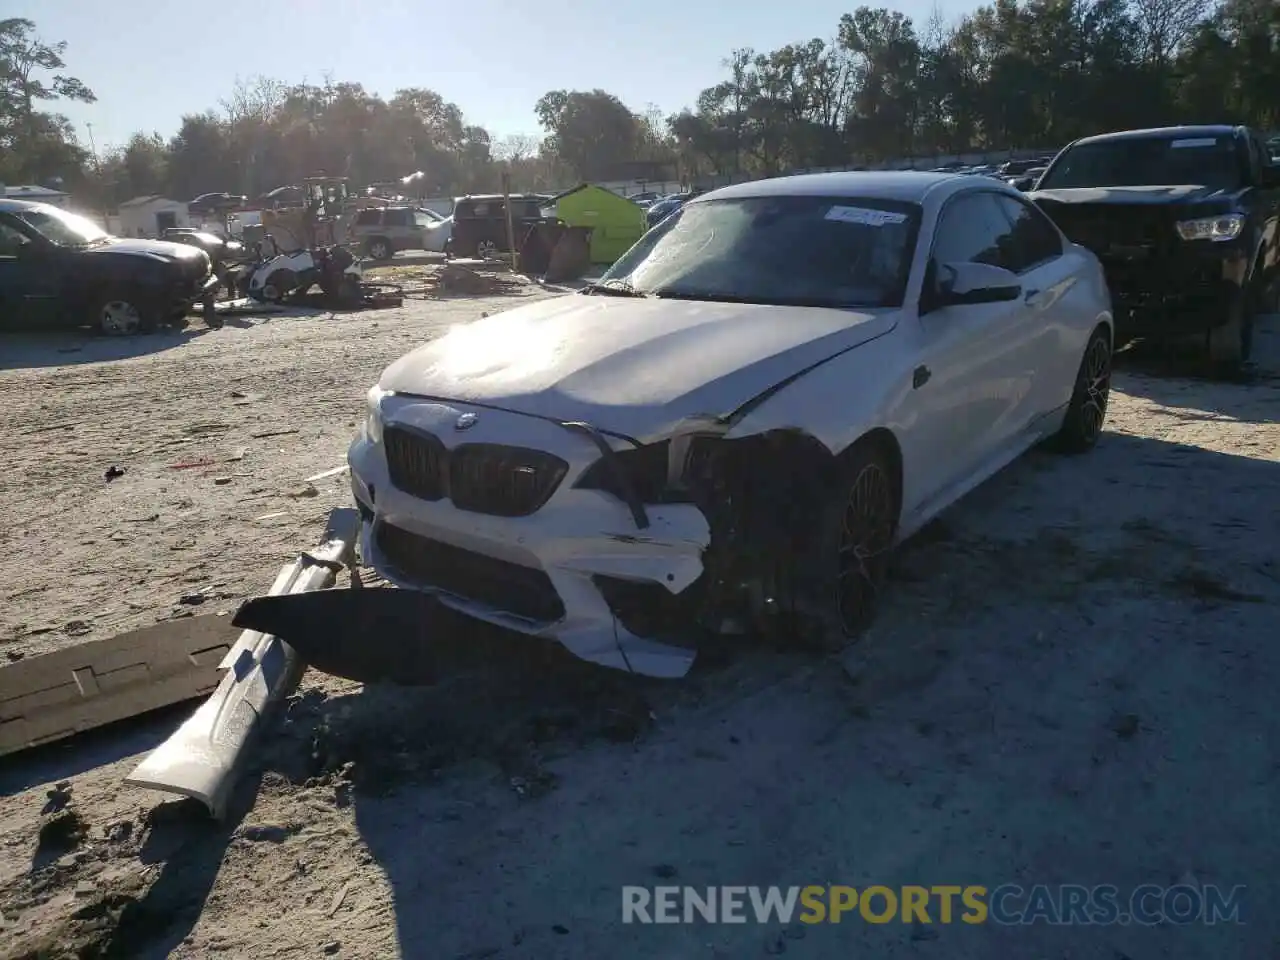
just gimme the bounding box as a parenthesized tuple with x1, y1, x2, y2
(1, 298, 1278, 958)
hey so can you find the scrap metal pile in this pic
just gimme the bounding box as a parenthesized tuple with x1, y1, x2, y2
(1, 510, 360, 819)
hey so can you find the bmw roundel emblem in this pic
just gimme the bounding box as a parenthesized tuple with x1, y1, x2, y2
(454, 412, 479, 431)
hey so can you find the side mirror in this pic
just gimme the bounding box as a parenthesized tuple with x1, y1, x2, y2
(935, 261, 1021, 307)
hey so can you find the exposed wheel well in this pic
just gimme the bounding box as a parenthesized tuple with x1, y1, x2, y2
(838, 427, 903, 518)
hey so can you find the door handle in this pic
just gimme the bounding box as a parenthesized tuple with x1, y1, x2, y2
(1023, 288, 1041, 303)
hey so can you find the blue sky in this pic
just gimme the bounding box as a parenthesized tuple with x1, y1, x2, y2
(17, 0, 957, 153)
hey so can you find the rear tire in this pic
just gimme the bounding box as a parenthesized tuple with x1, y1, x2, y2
(477, 240, 498, 260)
(1052, 325, 1112, 454)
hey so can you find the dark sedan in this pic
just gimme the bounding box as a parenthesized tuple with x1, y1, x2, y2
(0, 200, 219, 335)
(645, 192, 701, 229)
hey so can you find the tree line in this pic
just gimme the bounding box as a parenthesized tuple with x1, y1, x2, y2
(1, 1, 1276, 208)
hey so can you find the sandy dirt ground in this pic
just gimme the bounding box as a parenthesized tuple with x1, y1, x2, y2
(1, 284, 1278, 960)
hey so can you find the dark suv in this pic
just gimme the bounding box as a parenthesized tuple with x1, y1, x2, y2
(447, 195, 548, 260)
(1028, 125, 1280, 366)
(0, 199, 218, 335)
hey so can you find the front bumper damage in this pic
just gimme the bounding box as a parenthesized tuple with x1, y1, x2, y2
(1101, 246, 1249, 337)
(347, 396, 712, 678)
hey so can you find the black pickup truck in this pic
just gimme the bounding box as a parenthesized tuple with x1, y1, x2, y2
(0, 199, 219, 336)
(1027, 125, 1280, 366)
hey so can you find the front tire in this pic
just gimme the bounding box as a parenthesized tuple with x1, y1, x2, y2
(765, 439, 900, 651)
(94, 291, 156, 336)
(366, 238, 393, 261)
(1208, 289, 1256, 369)
(1052, 325, 1112, 454)
(259, 269, 297, 303)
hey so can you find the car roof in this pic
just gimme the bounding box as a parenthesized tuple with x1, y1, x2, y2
(694, 170, 980, 205)
(454, 194, 542, 202)
(1070, 125, 1240, 147)
(0, 198, 52, 214)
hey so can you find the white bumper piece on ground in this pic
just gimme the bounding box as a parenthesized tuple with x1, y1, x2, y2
(125, 509, 358, 820)
(350, 397, 711, 679)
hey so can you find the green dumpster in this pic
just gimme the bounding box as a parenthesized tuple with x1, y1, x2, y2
(547, 184, 647, 265)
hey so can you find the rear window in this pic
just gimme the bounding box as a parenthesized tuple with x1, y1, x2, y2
(1038, 135, 1243, 190)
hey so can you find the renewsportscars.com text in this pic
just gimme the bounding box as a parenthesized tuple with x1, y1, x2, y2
(621, 884, 1245, 926)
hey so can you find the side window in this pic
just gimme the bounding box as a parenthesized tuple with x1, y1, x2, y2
(931, 193, 1017, 272)
(0, 220, 31, 257)
(355, 209, 380, 226)
(995, 195, 1062, 272)
(414, 212, 433, 228)
(385, 208, 412, 227)
(468, 202, 488, 218)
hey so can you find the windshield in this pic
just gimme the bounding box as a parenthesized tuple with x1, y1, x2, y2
(1037, 135, 1243, 190)
(15, 206, 111, 246)
(598, 194, 920, 309)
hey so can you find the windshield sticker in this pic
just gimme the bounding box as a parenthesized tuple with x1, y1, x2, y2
(1169, 138, 1219, 149)
(824, 206, 907, 226)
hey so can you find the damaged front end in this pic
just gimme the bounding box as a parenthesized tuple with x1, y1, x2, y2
(579, 417, 847, 645)
(232, 408, 847, 685)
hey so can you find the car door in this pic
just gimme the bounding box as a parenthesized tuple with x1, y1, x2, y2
(992, 192, 1080, 416)
(381, 208, 412, 250)
(904, 191, 1034, 504)
(0, 218, 60, 329)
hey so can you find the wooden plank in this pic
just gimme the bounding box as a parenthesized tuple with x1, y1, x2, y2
(0, 615, 240, 757)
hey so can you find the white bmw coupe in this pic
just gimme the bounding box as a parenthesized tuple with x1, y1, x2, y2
(341, 171, 1113, 678)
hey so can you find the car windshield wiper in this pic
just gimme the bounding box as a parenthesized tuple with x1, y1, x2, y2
(581, 279, 648, 298)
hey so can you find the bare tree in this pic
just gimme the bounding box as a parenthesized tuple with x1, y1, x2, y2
(1131, 0, 1212, 68)
(492, 133, 542, 162)
(220, 75, 286, 125)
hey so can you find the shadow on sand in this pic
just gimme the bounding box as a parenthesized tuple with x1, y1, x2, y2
(1113, 313, 1280, 423)
(242, 430, 1280, 958)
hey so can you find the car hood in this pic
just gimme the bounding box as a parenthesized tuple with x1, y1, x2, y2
(86, 238, 211, 266)
(378, 294, 897, 442)
(1029, 184, 1239, 206)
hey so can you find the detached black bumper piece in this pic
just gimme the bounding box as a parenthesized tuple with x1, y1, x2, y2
(233, 587, 578, 685)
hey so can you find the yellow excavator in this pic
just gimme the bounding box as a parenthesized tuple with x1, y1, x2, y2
(259, 175, 371, 252)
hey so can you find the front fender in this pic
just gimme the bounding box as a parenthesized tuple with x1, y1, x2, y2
(723, 327, 906, 457)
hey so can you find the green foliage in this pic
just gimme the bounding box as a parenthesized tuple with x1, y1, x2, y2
(668, 0, 1280, 177)
(3, 2, 1278, 205)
